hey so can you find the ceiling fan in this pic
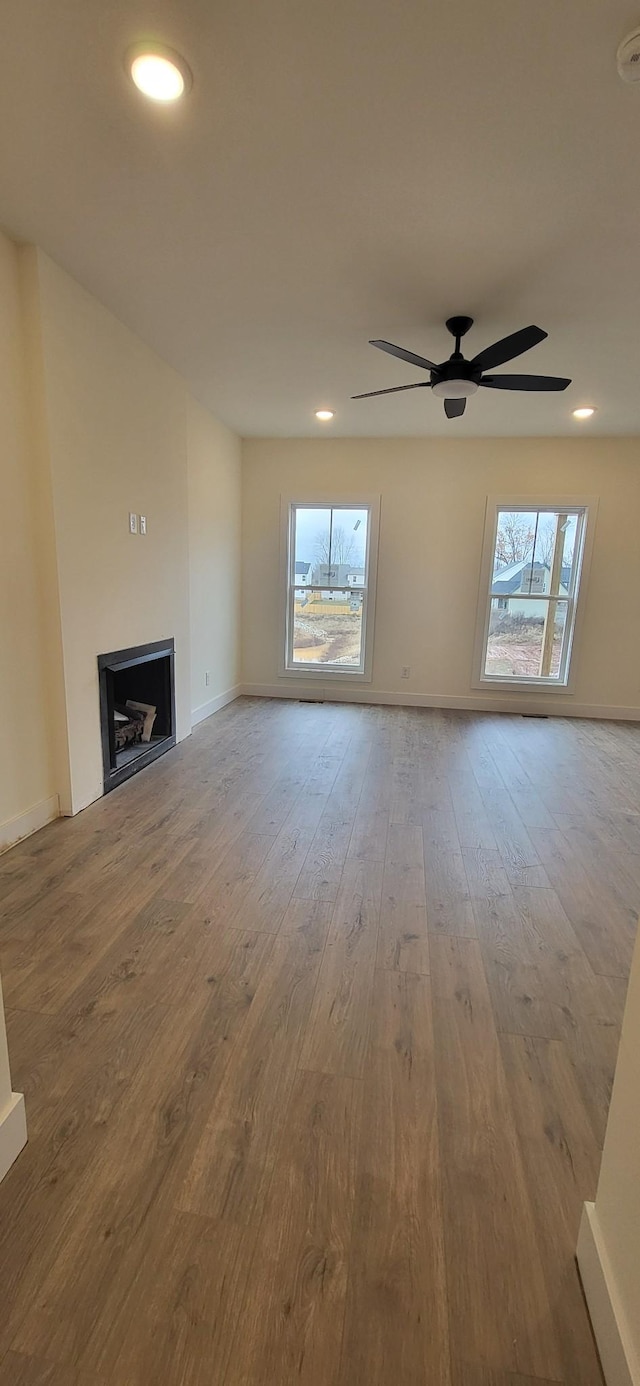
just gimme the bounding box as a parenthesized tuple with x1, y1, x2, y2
(351, 316, 571, 418)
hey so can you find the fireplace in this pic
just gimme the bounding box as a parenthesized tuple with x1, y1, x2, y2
(98, 639, 176, 793)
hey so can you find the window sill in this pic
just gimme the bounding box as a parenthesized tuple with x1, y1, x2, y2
(280, 664, 371, 683)
(473, 675, 573, 694)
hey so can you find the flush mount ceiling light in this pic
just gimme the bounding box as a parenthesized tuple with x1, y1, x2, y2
(431, 377, 479, 399)
(573, 406, 596, 420)
(617, 28, 640, 82)
(126, 43, 192, 101)
(315, 409, 334, 421)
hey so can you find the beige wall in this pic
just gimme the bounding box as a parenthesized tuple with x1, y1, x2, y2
(26, 249, 192, 814)
(188, 396, 242, 717)
(578, 930, 640, 1384)
(0, 232, 55, 847)
(1, 237, 242, 825)
(241, 437, 640, 716)
(594, 933, 640, 1379)
(0, 236, 31, 1148)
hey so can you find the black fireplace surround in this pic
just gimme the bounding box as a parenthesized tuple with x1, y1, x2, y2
(98, 639, 176, 794)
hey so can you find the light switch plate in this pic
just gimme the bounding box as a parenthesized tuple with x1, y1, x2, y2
(129, 512, 138, 534)
(139, 515, 147, 535)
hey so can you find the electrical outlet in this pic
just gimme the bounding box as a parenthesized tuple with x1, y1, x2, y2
(205, 671, 211, 686)
(139, 515, 147, 535)
(401, 666, 410, 679)
(129, 512, 138, 534)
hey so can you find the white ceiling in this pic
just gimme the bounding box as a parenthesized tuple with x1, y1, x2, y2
(1, 0, 640, 437)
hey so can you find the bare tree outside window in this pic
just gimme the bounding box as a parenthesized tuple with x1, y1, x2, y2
(494, 512, 535, 568)
(536, 517, 560, 567)
(314, 525, 357, 566)
(536, 518, 574, 570)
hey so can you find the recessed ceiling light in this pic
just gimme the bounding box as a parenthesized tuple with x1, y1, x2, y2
(572, 407, 596, 420)
(126, 43, 192, 102)
(315, 409, 334, 421)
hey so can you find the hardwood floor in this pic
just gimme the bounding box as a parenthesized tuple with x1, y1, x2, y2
(0, 697, 637, 1385)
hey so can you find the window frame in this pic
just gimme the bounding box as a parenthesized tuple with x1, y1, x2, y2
(279, 496, 381, 682)
(472, 495, 598, 693)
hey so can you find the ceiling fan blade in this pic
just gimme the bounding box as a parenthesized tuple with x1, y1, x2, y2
(444, 397, 466, 418)
(351, 382, 431, 399)
(369, 339, 438, 372)
(471, 325, 547, 372)
(481, 374, 571, 392)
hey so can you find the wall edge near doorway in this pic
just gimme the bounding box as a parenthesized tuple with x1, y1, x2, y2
(577, 1202, 639, 1386)
(0, 1092, 27, 1185)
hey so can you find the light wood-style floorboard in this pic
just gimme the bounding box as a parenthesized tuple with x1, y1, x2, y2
(1, 697, 637, 1384)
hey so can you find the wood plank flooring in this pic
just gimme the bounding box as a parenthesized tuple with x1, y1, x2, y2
(0, 697, 637, 1385)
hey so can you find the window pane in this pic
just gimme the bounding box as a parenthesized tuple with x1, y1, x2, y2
(293, 508, 330, 588)
(484, 599, 568, 679)
(546, 601, 568, 677)
(558, 513, 581, 595)
(531, 511, 581, 597)
(309, 506, 369, 588)
(491, 511, 538, 596)
(292, 588, 364, 667)
(492, 509, 582, 603)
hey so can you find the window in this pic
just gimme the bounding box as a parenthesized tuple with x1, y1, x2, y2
(282, 500, 379, 678)
(474, 501, 592, 688)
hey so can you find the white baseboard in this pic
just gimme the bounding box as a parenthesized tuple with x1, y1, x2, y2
(577, 1203, 640, 1386)
(0, 794, 59, 856)
(191, 685, 242, 728)
(0, 1092, 27, 1185)
(240, 683, 640, 723)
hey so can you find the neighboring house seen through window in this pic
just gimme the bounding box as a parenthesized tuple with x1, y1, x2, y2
(475, 503, 590, 687)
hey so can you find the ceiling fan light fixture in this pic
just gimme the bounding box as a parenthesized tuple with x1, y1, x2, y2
(572, 406, 596, 420)
(432, 378, 479, 399)
(353, 320, 570, 418)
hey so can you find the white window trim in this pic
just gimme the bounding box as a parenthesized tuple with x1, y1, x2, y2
(279, 495, 381, 682)
(472, 494, 598, 694)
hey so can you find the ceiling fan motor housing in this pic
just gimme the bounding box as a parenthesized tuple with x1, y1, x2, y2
(431, 359, 480, 397)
